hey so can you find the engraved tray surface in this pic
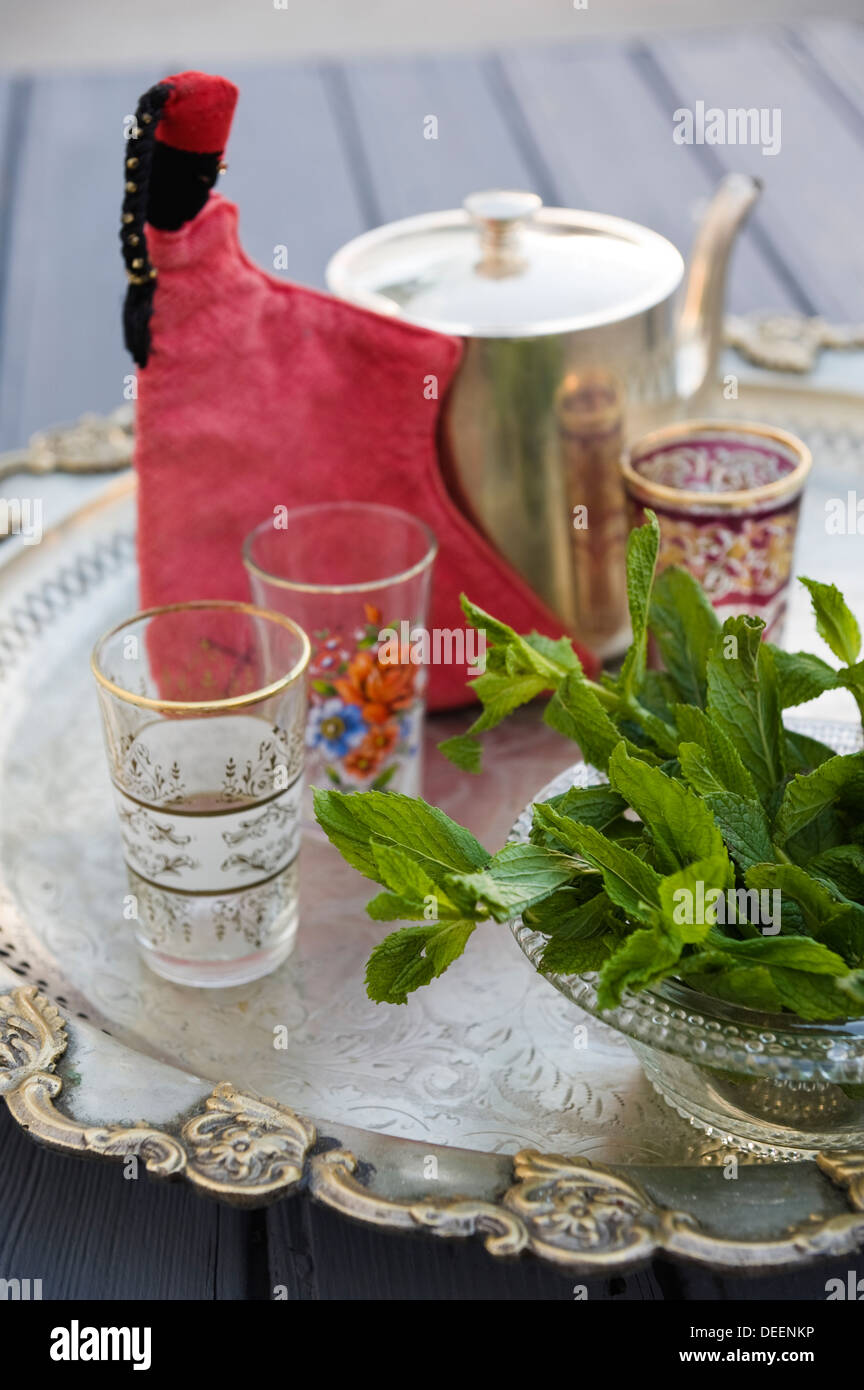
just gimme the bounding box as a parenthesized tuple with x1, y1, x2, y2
(5, 382, 864, 1273)
(0, 476, 686, 1164)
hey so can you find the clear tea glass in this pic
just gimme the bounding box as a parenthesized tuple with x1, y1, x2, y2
(243, 502, 436, 801)
(91, 601, 310, 987)
(621, 419, 812, 642)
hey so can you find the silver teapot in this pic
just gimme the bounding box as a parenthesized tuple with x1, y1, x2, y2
(326, 175, 760, 656)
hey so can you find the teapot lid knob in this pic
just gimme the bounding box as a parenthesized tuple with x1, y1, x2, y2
(463, 190, 542, 277)
(463, 190, 542, 223)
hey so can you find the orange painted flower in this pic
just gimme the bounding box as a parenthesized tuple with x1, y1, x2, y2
(343, 744, 382, 778)
(344, 722, 400, 779)
(362, 722, 399, 758)
(334, 649, 416, 725)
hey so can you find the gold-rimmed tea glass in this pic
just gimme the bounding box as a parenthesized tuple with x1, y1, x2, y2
(91, 600, 310, 988)
(621, 419, 812, 643)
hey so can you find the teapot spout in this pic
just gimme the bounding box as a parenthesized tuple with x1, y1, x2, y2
(676, 173, 762, 406)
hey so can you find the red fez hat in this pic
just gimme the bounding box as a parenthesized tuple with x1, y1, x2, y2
(155, 71, 239, 154)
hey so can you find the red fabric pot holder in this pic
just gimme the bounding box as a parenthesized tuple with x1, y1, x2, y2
(122, 70, 597, 709)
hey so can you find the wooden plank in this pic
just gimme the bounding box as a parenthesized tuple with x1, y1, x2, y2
(0, 1104, 253, 1299)
(0, 69, 154, 451)
(336, 53, 544, 222)
(265, 1191, 318, 1300)
(0, 73, 25, 400)
(280, 1199, 668, 1299)
(498, 41, 799, 315)
(653, 1251, 864, 1302)
(795, 19, 864, 124)
(218, 62, 368, 288)
(645, 26, 864, 318)
(0, 64, 367, 453)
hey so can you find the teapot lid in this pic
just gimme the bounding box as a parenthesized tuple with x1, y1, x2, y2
(325, 190, 684, 338)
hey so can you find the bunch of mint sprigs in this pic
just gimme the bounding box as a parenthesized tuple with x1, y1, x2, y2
(314, 512, 864, 1021)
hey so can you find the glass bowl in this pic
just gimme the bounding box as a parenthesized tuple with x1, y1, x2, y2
(510, 718, 864, 1159)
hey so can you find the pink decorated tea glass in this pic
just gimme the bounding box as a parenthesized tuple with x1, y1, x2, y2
(621, 419, 812, 642)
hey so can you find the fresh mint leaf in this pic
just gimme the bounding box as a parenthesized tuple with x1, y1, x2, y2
(785, 728, 838, 773)
(448, 842, 577, 921)
(838, 661, 864, 725)
(607, 744, 725, 873)
(366, 891, 432, 922)
(679, 742, 740, 801)
(540, 931, 614, 976)
(684, 964, 782, 1013)
(529, 890, 618, 975)
(364, 844, 461, 923)
(764, 969, 850, 1021)
(702, 929, 847, 975)
(313, 787, 489, 886)
(706, 615, 786, 807)
(817, 904, 864, 968)
(701, 790, 776, 872)
(800, 576, 861, 666)
(596, 927, 681, 1010)
(437, 733, 483, 774)
(524, 882, 608, 936)
(746, 861, 864, 964)
(637, 670, 681, 723)
(542, 784, 628, 830)
(531, 798, 635, 853)
(521, 631, 584, 671)
(785, 810, 849, 867)
(838, 971, 864, 1010)
(459, 595, 573, 685)
(544, 673, 659, 771)
(745, 862, 837, 934)
(370, 842, 437, 899)
(461, 670, 548, 733)
(549, 819, 661, 923)
(775, 752, 864, 845)
(438, 598, 587, 771)
(530, 800, 605, 856)
(768, 646, 838, 708)
(807, 845, 864, 903)
(365, 920, 477, 1004)
(648, 564, 720, 707)
(363, 843, 471, 923)
(682, 945, 851, 1020)
(619, 701, 680, 759)
(676, 703, 758, 800)
(657, 853, 735, 945)
(617, 512, 660, 703)
(457, 595, 528, 651)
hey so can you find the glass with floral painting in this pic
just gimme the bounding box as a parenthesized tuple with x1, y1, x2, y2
(621, 420, 812, 643)
(244, 502, 436, 801)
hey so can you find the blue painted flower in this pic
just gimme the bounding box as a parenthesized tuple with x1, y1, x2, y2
(306, 698, 367, 756)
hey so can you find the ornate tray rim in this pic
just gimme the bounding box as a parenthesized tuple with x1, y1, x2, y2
(6, 384, 864, 1276)
(6, 969, 864, 1277)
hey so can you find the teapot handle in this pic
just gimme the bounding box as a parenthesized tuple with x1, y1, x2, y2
(677, 173, 762, 404)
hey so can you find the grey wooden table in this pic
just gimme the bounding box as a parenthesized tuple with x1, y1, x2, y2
(2, 19, 864, 1300)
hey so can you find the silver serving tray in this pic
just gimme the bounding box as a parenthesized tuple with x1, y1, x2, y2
(5, 382, 864, 1275)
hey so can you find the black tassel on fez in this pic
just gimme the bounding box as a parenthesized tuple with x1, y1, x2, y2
(121, 83, 171, 368)
(121, 80, 226, 367)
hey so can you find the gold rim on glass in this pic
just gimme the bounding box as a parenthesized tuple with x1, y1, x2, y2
(621, 418, 813, 512)
(242, 501, 438, 595)
(91, 599, 312, 713)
